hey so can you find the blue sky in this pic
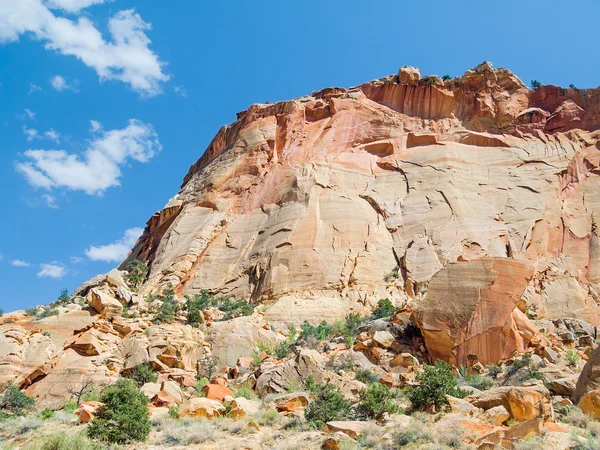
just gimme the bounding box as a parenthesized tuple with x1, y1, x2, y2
(0, 0, 598, 311)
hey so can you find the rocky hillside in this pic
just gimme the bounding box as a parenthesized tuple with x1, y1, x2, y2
(2, 62, 600, 450)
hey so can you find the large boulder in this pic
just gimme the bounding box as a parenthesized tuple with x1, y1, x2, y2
(89, 288, 123, 319)
(178, 397, 225, 419)
(573, 345, 600, 403)
(577, 390, 600, 419)
(414, 258, 537, 365)
(466, 383, 553, 422)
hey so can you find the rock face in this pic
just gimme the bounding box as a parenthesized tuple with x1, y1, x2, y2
(118, 62, 600, 365)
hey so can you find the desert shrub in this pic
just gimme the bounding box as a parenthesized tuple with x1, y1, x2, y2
(50, 289, 70, 308)
(39, 408, 54, 420)
(197, 355, 220, 380)
(394, 412, 435, 446)
(185, 296, 204, 327)
(569, 84, 577, 89)
(506, 354, 545, 383)
(87, 379, 151, 444)
(153, 287, 180, 324)
(357, 383, 401, 420)
(26, 433, 104, 450)
(160, 418, 215, 445)
(558, 405, 589, 428)
(126, 363, 157, 387)
(466, 375, 494, 391)
(0, 416, 42, 435)
(25, 308, 38, 317)
(304, 376, 319, 394)
(0, 308, 3, 317)
(531, 80, 542, 89)
(168, 405, 179, 419)
(384, 267, 400, 282)
(300, 320, 333, 342)
(126, 260, 148, 291)
(371, 298, 396, 319)
(81, 388, 101, 403)
(274, 340, 293, 359)
(258, 408, 279, 426)
(195, 377, 209, 394)
(487, 365, 502, 378)
(328, 353, 356, 372)
(37, 308, 60, 320)
(305, 383, 351, 428)
(184, 290, 254, 322)
(355, 369, 379, 385)
(0, 384, 35, 418)
(233, 384, 255, 400)
(62, 402, 78, 414)
(442, 74, 452, 81)
(408, 360, 467, 410)
(567, 349, 580, 367)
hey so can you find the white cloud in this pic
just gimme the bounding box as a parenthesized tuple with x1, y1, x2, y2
(90, 120, 102, 132)
(29, 84, 43, 95)
(44, 129, 60, 142)
(42, 193, 58, 208)
(16, 119, 161, 195)
(0, 2, 169, 96)
(70, 256, 84, 264)
(24, 108, 36, 119)
(45, 0, 109, 13)
(51, 75, 68, 91)
(38, 262, 66, 278)
(12, 259, 31, 267)
(23, 126, 39, 141)
(173, 85, 187, 98)
(85, 227, 143, 262)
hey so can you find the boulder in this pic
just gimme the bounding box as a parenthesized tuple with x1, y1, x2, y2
(577, 389, 600, 419)
(271, 392, 309, 412)
(75, 401, 104, 423)
(466, 383, 553, 422)
(324, 421, 384, 440)
(178, 397, 225, 419)
(202, 383, 234, 402)
(89, 288, 123, 319)
(229, 397, 260, 418)
(398, 66, 421, 85)
(481, 405, 510, 426)
(372, 331, 395, 348)
(573, 346, 600, 403)
(446, 395, 480, 416)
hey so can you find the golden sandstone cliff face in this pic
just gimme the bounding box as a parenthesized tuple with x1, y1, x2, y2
(124, 62, 600, 365)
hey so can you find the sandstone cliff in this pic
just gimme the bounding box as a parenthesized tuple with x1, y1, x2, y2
(121, 62, 600, 364)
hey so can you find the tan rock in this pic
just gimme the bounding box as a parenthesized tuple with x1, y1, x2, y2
(272, 392, 309, 412)
(573, 346, 600, 403)
(398, 66, 421, 85)
(577, 389, 600, 419)
(89, 288, 123, 319)
(372, 331, 395, 348)
(324, 421, 384, 440)
(481, 405, 510, 426)
(229, 397, 260, 418)
(179, 397, 225, 419)
(446, 395, 480, 416)
(140, 382, 161, 399)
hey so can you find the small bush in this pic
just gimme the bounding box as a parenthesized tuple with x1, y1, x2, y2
(168, 405, 179, 419)
(0, 384, 35, 418)
(195, 377, 209, 394)
(24, 432, 105, 450)
(185, 296, 204, 327)
(487, 365, 502, 378)
(506, 354, 545, 383)
(531, 80, 542, 89)
(153, 287, 180, 324)
(408, 360, 467, 410)
(442, 74, 452, 81)
(39, 408, 54, 420)
(566, 349, 580, 367)
(126, 363, 157, 387)
(184, 290, 254, 322)
(0, 416, 42, 435)
(258, 408, 279, 426)
(371, 298, 396, 319)
(37, 308, 60, 320)
(300, 320, 333, 342)
(569, 84, 576, 89)
(394, 413, 434, 446)
(87, 379, 151, 444)
(50, 289, 70, 308)
(25, 308, 38, 317)
(160, 418, 215, 445)
(305, 383, 351, 428)
(466, 375, 494, 391)
(197, 355, 220, 380)
(126, 260, 148, 291)
(233, 385, 255, 400)
(355, 369, 378, 385)
(274, 340, 292, 359)
(357, 383, 401, 420)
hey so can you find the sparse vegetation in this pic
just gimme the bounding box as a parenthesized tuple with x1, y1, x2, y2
(567, 348, 580, 367)
(465, 374, 494, 391)
(24, 432, 105, 450)
(408, 360, 467, 410)
(357, 383, 401, 420)
(184, 290, 254, 322)
(371, 298, 396, 319)
(487, 364, 502, 378)
(126, 260, 148, 291)
(87, 379, 151, 444)
(0, 384, 35, 419)
(126, 363, 157, 387)
(355, 369, 379, 385)
(531, 80, 542, 89)
(50, 289, 70, 308)
(304, 383, 351, 428)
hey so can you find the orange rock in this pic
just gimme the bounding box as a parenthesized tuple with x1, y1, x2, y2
(201, 383, 234, 402)
(75, 401, 104, 423)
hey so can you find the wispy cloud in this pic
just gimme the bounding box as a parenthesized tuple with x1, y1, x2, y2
(29, 84, 43, 95)
(23, 126, 39, 141)
(38, 262, 67, 279)
(16, 119, 161, 195)
(85, 227, 143, 262)
(44, 129, 60, 142)
(42, 194, 58, 208)
(0, 2, 169, 96)
(12, 259, 31, 267)
(50, 75, 76, 92)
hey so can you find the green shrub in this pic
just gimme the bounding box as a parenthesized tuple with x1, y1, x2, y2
(0, 384, 35, 418)
(531, 80, 542, 89)
(153, 287, 180, 324)
(305, 383, 351, 429)
(304, 376, 319, 394)
(258, 408, 279, 426)
(355, 369, 378, 385)
(126, 260, 148, 291)
(184, 290, 254, 322)
(408, 360, 467, 410)
(168, 405, 179, 419)
(487, 365, 502, 378)
(40, 408, 54, 420)
(506, 354, 545, 383)
(466, 375, 494, 391)
(300, 321, 333, 341)
(0, 308, 3, 317)
(274, 340, 292, 359)
(195, 377, 209, 394)
(50, 289, 70, 308)
(126, 363, 157, 387)
(24, 432, 105, 450)
(233, 385, 255, 400)
(566, 349, 580, 367)
(87, 379, 151, 444)
(569, 84, 576, 89)
(442, 74, 451, 81)
(185, 296, 204, 327)
(371, 298, 396, 319)
(25, 308, 38, 317)
(63, 401, 78, 414)
(37, 308, 60, 320)
(357, 383, 401, 420)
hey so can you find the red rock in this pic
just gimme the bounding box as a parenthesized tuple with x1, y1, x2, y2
(201, 383, 234, 402)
